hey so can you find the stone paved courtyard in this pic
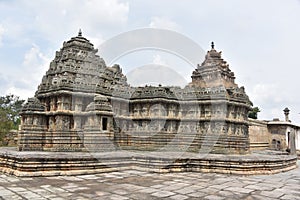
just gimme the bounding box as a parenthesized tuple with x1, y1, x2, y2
(0, 161, 299, 200)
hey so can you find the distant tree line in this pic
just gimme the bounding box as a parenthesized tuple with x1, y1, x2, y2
(248, 106, 260, 119)
(0, 94, 24, 144)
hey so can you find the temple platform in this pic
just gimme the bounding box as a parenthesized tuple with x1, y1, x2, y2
(0, 147, 297, 177)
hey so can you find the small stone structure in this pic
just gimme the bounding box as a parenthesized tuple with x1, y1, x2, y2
(248, 108, 300, 154)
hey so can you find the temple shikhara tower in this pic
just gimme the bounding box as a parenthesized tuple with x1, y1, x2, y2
(19, 31, 252, 154)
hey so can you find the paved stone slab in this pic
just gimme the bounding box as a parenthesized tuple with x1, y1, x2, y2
(176, 187, 196, 194)
(169, 194, 190, 200)
(280, 194, 300, 200)
(188, 191, 207, 198)
(151, 190, 175, 198)
(260, 190, 285, 198)
(224, 186, 253, 194)
(0, 160, 299, 200)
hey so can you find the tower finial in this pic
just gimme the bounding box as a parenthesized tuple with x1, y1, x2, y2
(78, 29, 82, 37)
(211, 41, 215, 49)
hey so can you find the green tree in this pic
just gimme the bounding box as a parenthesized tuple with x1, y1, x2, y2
(0, 94, 25, 143)
(248, 106, 261, 119)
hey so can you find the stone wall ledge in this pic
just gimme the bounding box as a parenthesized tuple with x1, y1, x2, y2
(0, 147, 297, 177)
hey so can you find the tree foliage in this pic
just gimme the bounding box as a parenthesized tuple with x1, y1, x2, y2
(0, 94, 25, 142)
(248, 106, 261, 119)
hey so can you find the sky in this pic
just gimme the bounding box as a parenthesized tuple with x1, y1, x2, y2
(0, 0, 300, 124)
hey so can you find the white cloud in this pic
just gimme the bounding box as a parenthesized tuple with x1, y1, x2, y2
(126, 64, 187, 87)
(87, 35, 105, 49)
(3, 44, 51, 99)
(5, 87, 35, 101)
(250, 84, 283, 105)
(23, 44, 47, 67)
(0, 24, 4, 47)
(26, 0, 129, 41)
(0, 0, 129, 47)
(153, 54, 166, 65)
(248, 83, 300, 124)
(149, 17, 181, 31)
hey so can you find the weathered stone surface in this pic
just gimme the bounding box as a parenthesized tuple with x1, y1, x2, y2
(1, 31, 297, 177)
(0, 147, 297, 177)
(0, 162, 299, 200)
(17, 32, 252, 154)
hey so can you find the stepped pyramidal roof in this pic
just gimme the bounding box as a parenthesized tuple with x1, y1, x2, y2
(37, 30, 128, 97)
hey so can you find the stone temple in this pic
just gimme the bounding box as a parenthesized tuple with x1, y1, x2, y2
(0, 31, 297, 176)
(19, 31, 251, 154)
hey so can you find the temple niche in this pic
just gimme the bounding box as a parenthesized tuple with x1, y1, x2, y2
(19, 31, 252, 154)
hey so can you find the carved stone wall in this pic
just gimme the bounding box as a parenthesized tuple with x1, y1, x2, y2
(19, 32, 252, 154)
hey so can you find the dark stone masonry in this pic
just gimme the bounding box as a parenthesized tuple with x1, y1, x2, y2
(0, 31, 297, 176)
(19, 31, 251, 154)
